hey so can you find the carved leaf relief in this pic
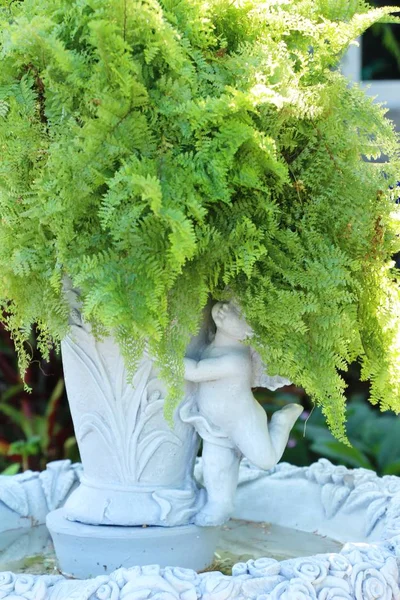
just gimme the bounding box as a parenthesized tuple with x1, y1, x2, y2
(137, 430, 182, 481)
(321, 483, 351, 519)
(365, 498, 388, 537)
(64, 327, 187, 485)
(39, 461, 77, 512)
(0, 478, 29, 517)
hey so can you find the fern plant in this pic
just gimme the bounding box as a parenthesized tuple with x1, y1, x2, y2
(0, 0, 399, 441)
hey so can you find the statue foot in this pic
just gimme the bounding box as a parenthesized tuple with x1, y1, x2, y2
(194, 502, 233, 527)
(271, 403, 303, 428)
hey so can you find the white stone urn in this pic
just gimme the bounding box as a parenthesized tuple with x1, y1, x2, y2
(61, 320, 206, 527)
(54, 279, 210, 530)
(44, 300, 220, 575)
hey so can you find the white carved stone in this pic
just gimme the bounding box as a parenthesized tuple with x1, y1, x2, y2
(0, 461, 81, 532)
(5, 297, 303, 576)
(181, 301, 302, 526)
(47, 508, 219, 578)
(61, 323, 205, 527)
(2, 458, 400, 599)
(59, 298, 299, 530)
(231, 458, 400, 543)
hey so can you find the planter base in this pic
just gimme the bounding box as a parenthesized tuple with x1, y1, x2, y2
(46, 509, 219, 579)
(63, 476, 205, 526)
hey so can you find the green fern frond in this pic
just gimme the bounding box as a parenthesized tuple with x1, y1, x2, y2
(0, 0, 399, 440)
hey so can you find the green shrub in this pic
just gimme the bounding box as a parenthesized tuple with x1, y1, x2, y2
(0, 323, 75, 473)
(287, 398, 400, 475)
(0, 0, 399, 440)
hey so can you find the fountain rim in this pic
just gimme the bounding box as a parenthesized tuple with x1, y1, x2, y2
(0, 457, 400, 599)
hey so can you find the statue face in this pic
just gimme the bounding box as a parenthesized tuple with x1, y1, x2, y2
(211, 302, 253, 340)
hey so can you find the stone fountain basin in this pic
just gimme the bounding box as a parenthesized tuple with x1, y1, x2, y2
(0, 458, 399, 599)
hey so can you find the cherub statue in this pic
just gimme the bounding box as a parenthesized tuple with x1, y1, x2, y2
(180, 301, 303, 526)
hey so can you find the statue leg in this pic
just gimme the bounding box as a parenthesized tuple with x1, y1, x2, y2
(268, 403, 303, 462)
(195, 442, 241, 527)
(231, 403, 303, 471)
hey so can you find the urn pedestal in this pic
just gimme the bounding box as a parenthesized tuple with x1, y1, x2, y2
(46, 321, 218, 576)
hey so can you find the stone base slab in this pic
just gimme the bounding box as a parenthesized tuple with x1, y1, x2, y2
(46, 508, 219, 579)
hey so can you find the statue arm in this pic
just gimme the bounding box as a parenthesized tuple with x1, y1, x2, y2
(184, 356, 237, 382)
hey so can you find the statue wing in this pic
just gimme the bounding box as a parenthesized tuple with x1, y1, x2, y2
(250, 348, 291, 390)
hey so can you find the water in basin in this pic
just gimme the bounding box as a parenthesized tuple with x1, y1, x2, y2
(212, 518, 342, 574)
(0, 519, 342, 577)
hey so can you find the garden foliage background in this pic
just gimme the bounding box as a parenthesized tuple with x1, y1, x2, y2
(0, 3, 400, 477)
(2, 323, 400, 476)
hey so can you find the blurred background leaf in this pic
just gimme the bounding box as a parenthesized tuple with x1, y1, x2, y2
(362, 0, 400, 80)
(0, 322, 76, 474)
(1, 315, 400, 477)
(257, 364, 400, 477)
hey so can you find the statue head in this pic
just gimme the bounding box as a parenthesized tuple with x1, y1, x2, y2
(210, 300, 291, 390)
(211, 301, 253, 341)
